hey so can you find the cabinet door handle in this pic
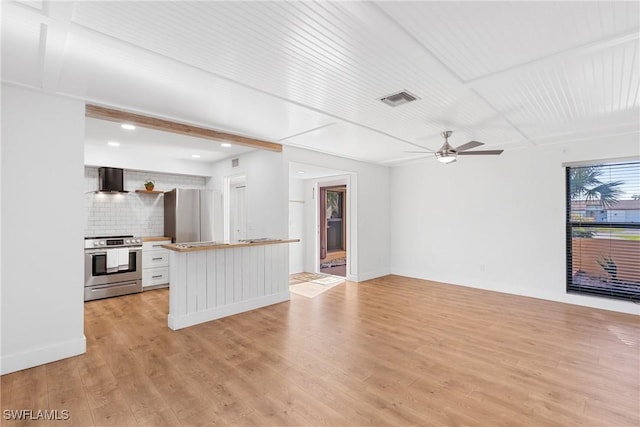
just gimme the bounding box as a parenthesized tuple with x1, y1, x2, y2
(152, 275, 163, 279)
(152, 257, 163, 260)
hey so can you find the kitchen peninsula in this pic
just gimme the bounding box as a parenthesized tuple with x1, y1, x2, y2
(163, 239, 299, 330)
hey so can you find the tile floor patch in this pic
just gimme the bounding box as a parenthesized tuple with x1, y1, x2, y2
(289, 273, 345, 298)
(310, 276, 345, 286)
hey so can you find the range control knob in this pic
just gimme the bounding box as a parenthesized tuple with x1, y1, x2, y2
(94, 241, 100, 247)
(136, 239, 141, 243)
(99, 241, 105, 246)
(125, 239, 130, 244)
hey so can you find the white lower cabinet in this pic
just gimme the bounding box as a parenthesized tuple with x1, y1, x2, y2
(142, 239, 171, 289)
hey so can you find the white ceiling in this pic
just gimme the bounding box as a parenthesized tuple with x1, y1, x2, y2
(84, 117, 254, 163)
(2, 1, 639, 166)
(289, 161, 349, 180)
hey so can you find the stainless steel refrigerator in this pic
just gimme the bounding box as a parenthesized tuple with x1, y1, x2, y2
(164, 189, 224, 243)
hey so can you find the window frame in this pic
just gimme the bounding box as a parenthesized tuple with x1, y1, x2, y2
(565, 162, 640, 302)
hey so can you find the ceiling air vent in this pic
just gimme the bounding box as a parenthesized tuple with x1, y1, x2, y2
(231, 158, 239, 168)
(379, 90, 419, 107)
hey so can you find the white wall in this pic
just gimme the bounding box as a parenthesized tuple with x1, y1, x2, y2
(284, 146, 391, 282)
(390, 135, 640, 315)
(208, 150, 288, 239)
(288, 178, 305, 273)
(1, 85, 87, 374)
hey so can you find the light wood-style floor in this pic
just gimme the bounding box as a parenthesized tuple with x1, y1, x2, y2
(2, 275, 639, 426)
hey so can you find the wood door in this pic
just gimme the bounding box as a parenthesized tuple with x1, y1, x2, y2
(320, 187, 327, 259)
(320, 185, 346, 261)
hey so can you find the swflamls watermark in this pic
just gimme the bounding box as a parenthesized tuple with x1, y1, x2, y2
(3, 409, 70, 421)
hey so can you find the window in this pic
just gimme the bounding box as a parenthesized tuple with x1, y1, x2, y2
(566, 161, 640, 301)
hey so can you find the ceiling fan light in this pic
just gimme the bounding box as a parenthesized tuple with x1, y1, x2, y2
(435, 152, 456, 164)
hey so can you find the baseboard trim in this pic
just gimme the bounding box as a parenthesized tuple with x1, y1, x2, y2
(354, 269, 389, 282)
(1, 336, 86, 375)
(168, 291, 291, 330)
(143, 283, 169, 291)
(389, 269, 640, 316)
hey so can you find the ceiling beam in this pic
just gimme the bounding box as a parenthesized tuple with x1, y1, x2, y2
(85, 104, 282, 152)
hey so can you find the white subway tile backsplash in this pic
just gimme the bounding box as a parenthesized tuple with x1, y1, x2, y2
(85, 167, 207, 237)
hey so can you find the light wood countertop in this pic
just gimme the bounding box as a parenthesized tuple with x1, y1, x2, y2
(142, 236, 172, 242)
(162, 238, 299, 252)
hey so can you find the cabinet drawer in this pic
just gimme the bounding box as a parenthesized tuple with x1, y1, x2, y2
(143, 250, 169, 268)
(143, 267, 169, 287)
(143, 240, 171, 251)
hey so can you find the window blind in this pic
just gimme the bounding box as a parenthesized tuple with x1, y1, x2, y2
(566, 162, 640, 301)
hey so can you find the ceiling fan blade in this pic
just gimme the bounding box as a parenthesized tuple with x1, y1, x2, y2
(454, 140, 484, 152)
(404, 150, 434, 153)
(458, 150, 504, 156)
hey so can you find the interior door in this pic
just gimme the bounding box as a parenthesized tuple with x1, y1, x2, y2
(326, 189, 345, 251)
(319, 187, 327, 259)
(230, 183, 247, 241)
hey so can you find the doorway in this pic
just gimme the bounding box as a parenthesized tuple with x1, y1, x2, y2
(225, 174, 247, 241)
(320, 185, 347, 277)
(288, 161, 356, 281)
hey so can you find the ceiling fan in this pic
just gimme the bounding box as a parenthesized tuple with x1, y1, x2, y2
(407, 131, 503, 164)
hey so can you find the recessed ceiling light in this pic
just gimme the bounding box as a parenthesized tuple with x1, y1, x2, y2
(297, 170, 305, 174)
(221, 143, 232, 148)
(121, 124, 136, 130)
(191, 154, 201, 158)
(107, 141, 120, 147)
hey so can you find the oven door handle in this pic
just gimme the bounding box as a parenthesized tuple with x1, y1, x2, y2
(86, 251, 107, 256)
(85, 248, 141, 255)
(89, 281, 139, 291)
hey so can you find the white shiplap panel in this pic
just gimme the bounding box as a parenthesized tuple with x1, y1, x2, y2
(225, 249, 235, 305)
(244, 246, 257, 300)
(379, 2, 640, 82)
(272, 243, 287, 294)
(169, 252, 186, 317)
(195, 251, 207, 312)
(185, 252, 198, 313)
(281, 244, 291, 293)
(264, 244, 273, 296)
(215, 249, 225, 308)
(206, 250, 217, 309)
(473, 38, 640, 141)
(5, 0, 638, 166)
(69, 2, 488, 143)
(233, 248, 243, 302)
(63, 30, 341, 149)
(167, 245, 292, 330)
(256, 245, 266, 297)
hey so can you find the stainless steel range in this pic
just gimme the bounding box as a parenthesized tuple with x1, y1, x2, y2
(84, 235, 142, 301)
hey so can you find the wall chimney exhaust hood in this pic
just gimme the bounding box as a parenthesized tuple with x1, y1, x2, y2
(97, 167, 127, 193)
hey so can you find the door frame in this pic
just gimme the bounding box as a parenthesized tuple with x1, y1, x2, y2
(223, 173, 247, 242)
(320, 185, 346, 260)
(313, 175, 355, 280)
